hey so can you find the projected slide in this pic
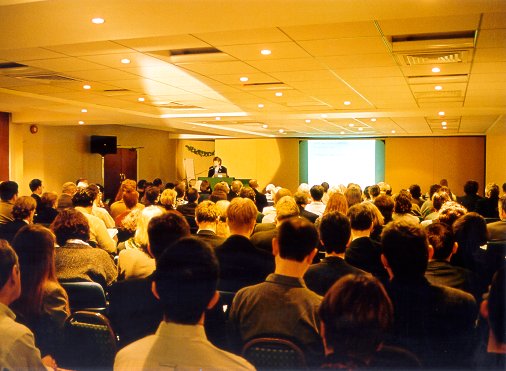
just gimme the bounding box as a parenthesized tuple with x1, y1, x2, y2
(307, 140, 380, 189)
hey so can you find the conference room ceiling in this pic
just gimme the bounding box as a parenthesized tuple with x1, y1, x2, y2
(0, 0, 505, 138)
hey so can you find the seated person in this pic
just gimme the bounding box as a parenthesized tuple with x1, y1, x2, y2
(33, 192, 59, 225)
(51, 209, 117, 287)
(176, 187, 199, 233)
(114, 237, 253, 370)
(487, 195, 506, 241)
(345, 203, 388, 282)
(294, 191, 319, 223)
(229, 217, 324, 365)
(319, 275, 420, 369)
(305, 185, 326, 217)
(0, 196, 36, 243)
(381, 220, 477, 368)
(0, 240, 56, 370)
(215, 198, 274, 292)
(261, 187, 292, 224)
(194, 201, 224, 248)
(305, 211, 368, 296)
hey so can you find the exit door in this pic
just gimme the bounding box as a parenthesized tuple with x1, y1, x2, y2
(104, 148, 137, 203)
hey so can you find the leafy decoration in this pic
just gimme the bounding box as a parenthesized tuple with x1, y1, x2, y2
(185, 145, 215, 157)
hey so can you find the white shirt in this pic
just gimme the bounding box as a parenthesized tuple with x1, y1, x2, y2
(305, 201, 326, 217)
(114, 321, 254, 370)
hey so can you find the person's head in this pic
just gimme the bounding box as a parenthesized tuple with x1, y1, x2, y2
(51, 208, 90, 246)
(152, 237, 219, 325)
(320, 211, 351, 254)
(61, 181, 77, 196)
(215, 200, 230, 238)
(11, 225, 59, 315)
(438, 201, 467, 227)
(40, 192, 58, 209)
(86, 184, 100, 202)
(321, 182, 330, 193)
(76, 178, 88, 187)
(230, 180, 243, 195)
(212, 156, 222, 167)
(381, 220, 429, 280)
(275, 196, 299, 223)
(310, 185, 324, 202)
(374, 194, 394, 223)
(369, 184, 381, 199)
(273, 188, 292, 205)
(452, 212, 488, 258)
(239, 187, 256, 202)
(0, 240, 20, 304)
(324, 192, 348, 215)
(153, 178, 163, 188)
(426, 222, 456, 260)
(409, 184, 422, 200)
(227, 198, 257, 235)
(134, 206, 165, 249)
(274, 217, 318, 262)
(499, 195, 506, 219)
(363, 201, 384, 228)
(186, 187, 199, 204)
(0, 181, 18, 202)
(137, 179, 147, 192)
(248, 179, 259, 189)
(147, 211, 191, 260)
(29, 178, 42, 194)
(12, 196, 37, 222)
(195, 201, 219, 225)
(481, 267, 506, 344)
(319, 275, 393, 357)
(200, 180, 211, 193)
(485, 183, 500, 199)
(393, 190, 412, 214)
(293, 191, 310, 208)
(209, 190, 227, 203)
(432, 190, 451, 211)
(345, 187, 362, 208)
(159, 189, 177, 210)
(122, 189, 139, 209)
(72, 188, 94, 207)
(164, 182, 175, 190)
(503, 183, 506, 194)
(464, 180, 479, 196)
(347, 203, 374, 232)
(144, 186, 160, 205)
(377, 182, 392, 196)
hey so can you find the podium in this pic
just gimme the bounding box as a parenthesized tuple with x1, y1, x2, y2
(198, 177, 250, 190)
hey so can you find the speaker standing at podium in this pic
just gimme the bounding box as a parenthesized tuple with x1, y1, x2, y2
(208, 156, 228, 178)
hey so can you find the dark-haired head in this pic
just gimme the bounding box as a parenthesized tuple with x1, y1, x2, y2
(51, 208, 90, 246)
(426, 222, 455, 260)
(275, 217, 318, 262)
(320, 211, 351, 254)
(148, 211, 190, 260)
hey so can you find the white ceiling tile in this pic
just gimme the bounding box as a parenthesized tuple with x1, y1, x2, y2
(194, 28, 291, 46)
(281, 21, 379, 40)
(319, 53, 397, 69)
(246, 58, 323, 72)
(299, 37, 387, 56)
(477, 29, 506, 49)
(218, 42, 311, 61)
(377, 14, 480, 35)
(23, 57, 105, 72)
(474, 48, 506, 63)
(175, 61, 260, 75)
(46, 41, 135, 57)
(116, 35, 210, 51)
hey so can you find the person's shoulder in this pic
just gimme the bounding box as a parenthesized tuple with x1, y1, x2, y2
(114, 334, 156, 365)
(207, 345, 255, 370)
(431, 282, 476, 305)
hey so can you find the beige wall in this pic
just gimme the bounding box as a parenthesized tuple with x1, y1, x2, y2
(215, 138, 300, 192)
(486, 120, 506, 186)
(385, 137, 485, 195)
(175, 140, 215, 181)
(9, 123, 175, 195)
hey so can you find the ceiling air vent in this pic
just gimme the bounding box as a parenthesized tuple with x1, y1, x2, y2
(13, 73, 79, 82)
(156, 101, 204, 110)
(0, 62, 80, 82)
(148, 47, 231, 63)
(102, 88, 132, 96)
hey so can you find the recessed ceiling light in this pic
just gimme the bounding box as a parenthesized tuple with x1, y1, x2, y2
(340, 131, 345, 135)
(344, 101, 351, 106)
(435, 85, 443, 91)
(78, 121, 85, 125)
(258, 104, 264, 108)
(432, 67, 441, 73)
(83, 84, 91, 90)
(215, 117, 221, 121)
(391, 130, 396, 134)
(305, 119, 311, 123)
(348, 123, 354, 127)
(121, 58, 131, 64)
(81, 108, 87, 113)
(240, 77, 249, 82)
(91, 17, 105, 24)
(275, 92, 283, 97)
(442, 121, 447, 125)
(261, 49, 272, 55)
(438, 111, 445, 116)
(262, 124, 268, 129)
(278, 129, 285, 134)
(358, 127, 363, 131)
(138, 97, 145, 102)
(321, 114, 327, 118)
(371, 118, 377, 122)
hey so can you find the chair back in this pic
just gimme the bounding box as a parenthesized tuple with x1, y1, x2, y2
(62, 311, 118, 369)
(486, 241, 506, 275)
(61, 281, 108, 312)
(242, 337, 307, 370)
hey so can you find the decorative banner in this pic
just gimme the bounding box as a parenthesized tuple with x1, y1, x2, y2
(185, 145, 215, 157)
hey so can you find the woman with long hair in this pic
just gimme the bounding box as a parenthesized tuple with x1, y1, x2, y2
(11, 224, 70, 358)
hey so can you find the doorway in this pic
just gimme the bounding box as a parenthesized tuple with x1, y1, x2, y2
(103, 148, 137, 203)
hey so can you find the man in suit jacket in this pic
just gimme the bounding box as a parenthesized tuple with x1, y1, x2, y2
(305, 211, 367, 296)
(488, 195, 506, 241)
(29, 178, 43, 215)
(381, 220, 477, 369)
(457, 180, 482, 212)
(294, 191, 319, 223)
(248, 179, 268, 212)
(194, 201, 224, 248)
(207, 156, 228, 178)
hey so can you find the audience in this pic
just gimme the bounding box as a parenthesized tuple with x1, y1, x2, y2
(381, 220, 477, 368)
(11, 225, 70, 358)
(194, 200, 224, 248)
(420, 183, 442, 218)
(159, 188, 177, 210)
(87, 184, 115, 228)
(487, 194, 506, 241)
(114, 237, 254, 370)
(392, 190, 419, 224)
(294, 191, 319, 223)
(0, 196, 36, 243)
(230, 217, 323, 365)
(305, 211, 367, 296)
(51, 209, 117, 287)
(110, 179, 138, 219)
(0, 240, 56, 370)
(248, 179, 268, 212)
(457, 180, 482, 212)
(33, 191, 58, 225)
(56, 181, 76, 211)
(215, 199, 231, 239)
(0, 180, 18, 224)
(29, 178, 43, 215)
(261, 187, 292, 223)
(305, 185, 326, 216)
(176, 187, 199, 233)
(476, 183, 500, 219)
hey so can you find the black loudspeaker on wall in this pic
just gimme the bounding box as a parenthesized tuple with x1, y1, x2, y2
(90, 135, 117, 155)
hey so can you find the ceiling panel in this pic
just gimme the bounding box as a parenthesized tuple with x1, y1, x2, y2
(116, 34, 210, 51)
(45, 41, 135, 56)
(377, 14, 480, 35)
(281, 21, 379, 40)
(218, 42, 312, 61)
(0, 47, 66, 61)
(175, 61, 260, 75)
(194, 28, 291, 46)
(299, 37, 387, 57)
